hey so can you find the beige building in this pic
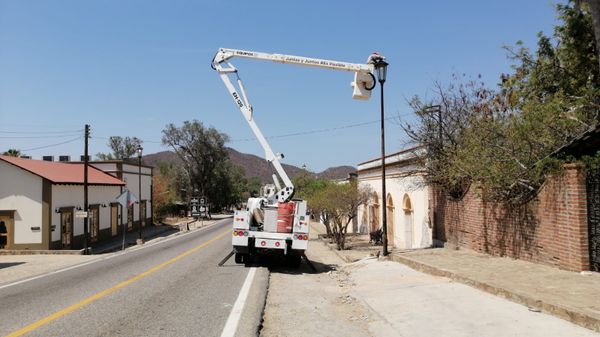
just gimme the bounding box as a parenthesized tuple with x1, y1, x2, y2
(0, 156, 124, 250)
(357, 146, 433, 249)
(89, 160, 153, 229)
(0, 156, 153, 251)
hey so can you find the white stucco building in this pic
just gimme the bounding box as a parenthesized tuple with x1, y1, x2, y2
(0, 156, 153, 251)
(357, 146, 433, 249)
(89, 160, 153, 231)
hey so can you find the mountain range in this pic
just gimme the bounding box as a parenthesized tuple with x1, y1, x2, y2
(142, 148, 355, 183)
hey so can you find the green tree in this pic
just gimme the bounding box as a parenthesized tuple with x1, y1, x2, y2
(162, 120, 230, 210)
(3, 149, 21, 157)
(96, 136, 143, 160)
(404, 1, 600, 202)
(308, 181, 371, 250)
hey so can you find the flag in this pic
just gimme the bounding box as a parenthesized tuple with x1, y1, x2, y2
(116, 190, 137, 209)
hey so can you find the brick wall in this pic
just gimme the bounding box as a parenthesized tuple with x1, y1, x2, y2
(433, 164, 590, 271)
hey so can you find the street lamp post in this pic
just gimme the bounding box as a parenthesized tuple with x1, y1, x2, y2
(137, 145, 144, 244)
(374, 57, 389, 256)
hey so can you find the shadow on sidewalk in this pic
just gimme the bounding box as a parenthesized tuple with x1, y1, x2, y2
(90, 225, 180, 254)
(0, 262, 25, 269)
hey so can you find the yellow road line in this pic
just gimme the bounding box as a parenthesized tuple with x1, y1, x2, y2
(5, 230, 230, 337)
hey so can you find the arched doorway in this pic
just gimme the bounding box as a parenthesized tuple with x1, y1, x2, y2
(360, 205, 369, 234)
(386, 193, 395, 247)
(369, 193, 380, 233)
(403, 194, 413, 249)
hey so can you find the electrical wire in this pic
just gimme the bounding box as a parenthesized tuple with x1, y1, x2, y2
(229, 116, 399, 142)
(0, 129, 83, 134)
(88, 113, 413, 145)
(19, 136, 83, 151)
(0, 134, 85, 139)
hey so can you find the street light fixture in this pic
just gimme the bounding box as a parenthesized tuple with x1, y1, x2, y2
(373, 57, 389, 256)
(137, 145, 144, 244)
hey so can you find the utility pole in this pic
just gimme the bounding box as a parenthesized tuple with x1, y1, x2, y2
(83, 124, 90, 254)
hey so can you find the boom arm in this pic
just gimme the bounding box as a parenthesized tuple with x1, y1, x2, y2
(212, 48, 382, 203)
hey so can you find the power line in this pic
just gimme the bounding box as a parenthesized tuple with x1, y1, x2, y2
(20, 136, 83, 151)
(0, 134, 84, 139)
(0, 129, 83, 134)
(230, 116, 399, 142)
(90, 113, 413, 145)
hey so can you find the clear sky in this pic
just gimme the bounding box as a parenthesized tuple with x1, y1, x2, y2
(0, 0, 563, 172)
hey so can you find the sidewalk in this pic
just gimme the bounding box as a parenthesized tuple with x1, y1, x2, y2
(314, 223, 600, 333)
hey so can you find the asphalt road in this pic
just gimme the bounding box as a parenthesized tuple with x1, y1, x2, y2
(0, 219, 268, 337)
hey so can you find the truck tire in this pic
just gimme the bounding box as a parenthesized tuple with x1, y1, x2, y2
(235, 253, 244, 264)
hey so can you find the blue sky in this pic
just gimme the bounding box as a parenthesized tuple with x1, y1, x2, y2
(0, 0, 562, 172)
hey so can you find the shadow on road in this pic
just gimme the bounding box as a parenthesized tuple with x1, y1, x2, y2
(241, 255, 336, 275)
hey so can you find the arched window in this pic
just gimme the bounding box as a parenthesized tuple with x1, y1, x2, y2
(403, 193, 412, 213)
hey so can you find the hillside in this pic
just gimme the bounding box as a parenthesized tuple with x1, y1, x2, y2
(143, 148, 355, 182)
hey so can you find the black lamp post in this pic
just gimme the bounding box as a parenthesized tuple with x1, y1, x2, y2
(374, 57, 389, 256)
(137, 145, 144, 243)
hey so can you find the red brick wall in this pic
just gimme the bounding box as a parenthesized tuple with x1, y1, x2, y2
(433, 164, 590, 271)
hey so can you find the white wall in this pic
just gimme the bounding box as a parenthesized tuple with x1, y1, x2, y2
(0, 161, 43, 244)
(91, 162, 152, 222)
(121, 163, 152, 221)
(358, 164, 432, 249)
(51, 185, 122, 240)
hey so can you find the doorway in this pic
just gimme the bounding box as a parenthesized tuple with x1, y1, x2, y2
(61, 209, 73, 249)
(111, 204, 118, 236)
(387, 194, 395, 247)
(369, 194, 380, 233)
(403, 194, 413, 249)
(89, 206, 99, 243)
(0, 213, 13, 249)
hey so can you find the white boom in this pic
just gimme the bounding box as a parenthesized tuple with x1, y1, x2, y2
(212, 48, 383, 203)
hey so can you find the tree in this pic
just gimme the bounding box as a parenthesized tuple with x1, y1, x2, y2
(152, 173, 177, 221)
(403, 1, 600, 202)
(580, 0, 600, 70)
(308, 181, 371, 250)
(161, 120, 230, 210)
(293, 172, 334, 237)
(3, 149, 21, 157)
(96, 136, 143, 160)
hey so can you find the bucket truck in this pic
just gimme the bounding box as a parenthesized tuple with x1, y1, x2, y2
(212, 48, 383, 266)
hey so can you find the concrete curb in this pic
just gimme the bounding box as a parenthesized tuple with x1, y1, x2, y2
(389, 254, 600, 333)
(316, 238, 354, 263)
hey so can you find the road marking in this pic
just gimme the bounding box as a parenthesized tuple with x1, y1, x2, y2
(0, 218, 231, 291)
(4, 230, 230, 337)
(220, 267, 257, 337)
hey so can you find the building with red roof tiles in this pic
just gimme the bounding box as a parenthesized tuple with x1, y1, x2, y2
(0, 155, 134, 250)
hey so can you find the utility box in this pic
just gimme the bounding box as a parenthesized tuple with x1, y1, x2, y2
(263, 207, 278, 232)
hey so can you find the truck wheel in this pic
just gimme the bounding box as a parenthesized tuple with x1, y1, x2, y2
(235, 253, 244, 264)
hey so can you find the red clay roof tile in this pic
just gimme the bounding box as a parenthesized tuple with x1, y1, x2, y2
(0, 156, 125, 185)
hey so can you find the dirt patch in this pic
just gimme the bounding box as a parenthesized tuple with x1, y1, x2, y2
(260, 240, 375, 337)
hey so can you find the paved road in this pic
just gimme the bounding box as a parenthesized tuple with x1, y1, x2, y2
(0, 219, 268, 337)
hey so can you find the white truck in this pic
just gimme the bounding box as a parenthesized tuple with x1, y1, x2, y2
(211, 48, 383, 266)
